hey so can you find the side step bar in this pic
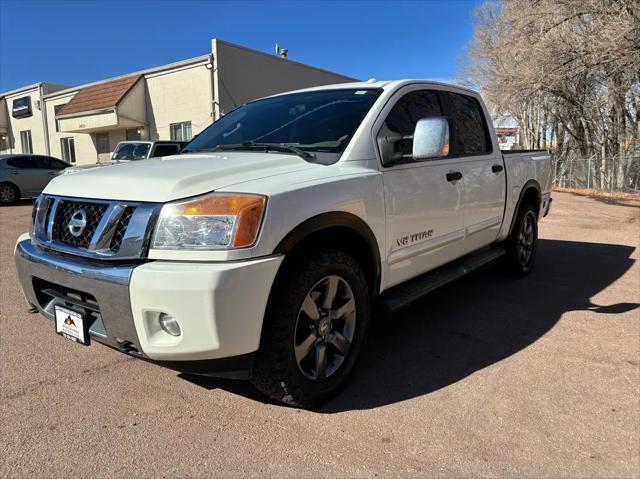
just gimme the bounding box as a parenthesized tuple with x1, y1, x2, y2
(379, 247, 506, 313)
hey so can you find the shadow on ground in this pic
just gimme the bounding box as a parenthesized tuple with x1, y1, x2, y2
(181, 239, 638, 412)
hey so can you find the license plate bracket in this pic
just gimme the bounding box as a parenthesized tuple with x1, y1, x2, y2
(54, 305, 91, 346)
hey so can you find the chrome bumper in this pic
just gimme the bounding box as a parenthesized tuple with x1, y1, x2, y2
(15, 237, 145, 355)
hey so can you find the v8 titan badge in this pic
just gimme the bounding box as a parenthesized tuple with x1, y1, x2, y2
(54, 306, 89, 345)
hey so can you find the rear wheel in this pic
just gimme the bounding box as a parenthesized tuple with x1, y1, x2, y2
(500, 203, 538, 277)
(250, 248, 370, 408)
(0, 183, 19, 205)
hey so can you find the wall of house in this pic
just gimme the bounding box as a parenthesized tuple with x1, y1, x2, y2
(45, 92, 98, 164)
(144, 59, 213, 141)
(0, 98, 9, 151)
(213, 39, 356, 116)
(0, 83, 69, 155)
(117, 80, 147, 126)
(2, 86, 46, 155)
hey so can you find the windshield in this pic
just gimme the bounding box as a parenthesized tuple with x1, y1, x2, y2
(111, 143, 151, 161)
(184, 88, 383, 159)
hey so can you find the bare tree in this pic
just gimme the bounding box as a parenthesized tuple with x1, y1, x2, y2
(460, 0, 640, 190)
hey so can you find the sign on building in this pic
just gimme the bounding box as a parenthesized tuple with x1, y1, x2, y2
(12, 96, 32, 118)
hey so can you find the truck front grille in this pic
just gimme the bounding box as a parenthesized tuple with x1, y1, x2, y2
(55, 200, 109, 248)
(32, 195, 160, 260)
(109, 206, 135, 252)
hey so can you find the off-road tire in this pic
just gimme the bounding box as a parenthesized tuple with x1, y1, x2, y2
(499, 202, 538, 278)
(250, 248, 370, 409)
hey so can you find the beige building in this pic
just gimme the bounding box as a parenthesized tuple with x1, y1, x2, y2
(1, 39, 354, 165)
(0, 83, 69, 154)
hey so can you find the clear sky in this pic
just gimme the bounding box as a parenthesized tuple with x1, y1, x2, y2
(0, 0, 482, 92)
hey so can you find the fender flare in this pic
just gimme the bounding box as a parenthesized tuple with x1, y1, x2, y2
(507, 179, 542, 236)
(274, 211, 382, 294)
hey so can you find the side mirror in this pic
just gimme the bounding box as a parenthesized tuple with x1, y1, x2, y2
(412, 117, 449, 160)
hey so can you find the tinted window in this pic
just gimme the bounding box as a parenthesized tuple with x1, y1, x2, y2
(35, 157, 53, 168)
(152, 144, 180, 157)
(50, 158, 69, 169)
(440, 92, 490, 156)
(112, 143, 151, 161)
(383, 90, 442, 157)
(34, 157, 66, 169)
(185, 89, 383, 158)
(7, 157, 39, 168)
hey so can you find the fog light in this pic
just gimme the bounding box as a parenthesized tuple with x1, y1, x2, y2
(159, 313, 181, 336)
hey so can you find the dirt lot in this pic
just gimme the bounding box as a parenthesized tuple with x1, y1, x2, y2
(1, 192, 638, 478)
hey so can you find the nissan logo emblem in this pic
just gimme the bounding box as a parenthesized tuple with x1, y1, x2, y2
(68, 209, 88, 237)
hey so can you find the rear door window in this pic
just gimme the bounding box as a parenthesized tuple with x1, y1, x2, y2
(49, 159, 69, 169)
(439, 92, 491, 156)
(152, 144, 180, 157)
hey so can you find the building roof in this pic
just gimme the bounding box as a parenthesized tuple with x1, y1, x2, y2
(0, 82, 70, 98)
(44, 55, 211, 100)
(57, 75, 142, 116)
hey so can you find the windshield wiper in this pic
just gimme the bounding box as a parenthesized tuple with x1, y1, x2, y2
(181, 148, 219, 154)
(213, 142, 316, 160)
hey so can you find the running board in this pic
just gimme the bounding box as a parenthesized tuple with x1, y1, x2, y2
(379, 247, 506, 313)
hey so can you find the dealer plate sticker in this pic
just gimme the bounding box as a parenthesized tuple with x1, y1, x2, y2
(54, 306, 88, 345)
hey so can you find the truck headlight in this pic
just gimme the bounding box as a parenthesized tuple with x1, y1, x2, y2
(152, 193, 266, 250)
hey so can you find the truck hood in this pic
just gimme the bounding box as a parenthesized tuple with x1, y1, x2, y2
(61, 162, 122, 175)
(44, 152, 319, 202)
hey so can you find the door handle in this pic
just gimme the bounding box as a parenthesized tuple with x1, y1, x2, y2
(11, 171, 19, 175)
(492, 164, 504, 173)
(446, 171, 462, 182)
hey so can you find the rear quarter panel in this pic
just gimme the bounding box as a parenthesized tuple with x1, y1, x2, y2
(497, 151, 552, 241)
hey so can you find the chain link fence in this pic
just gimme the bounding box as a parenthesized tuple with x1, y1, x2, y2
(553, 154, 640, 194)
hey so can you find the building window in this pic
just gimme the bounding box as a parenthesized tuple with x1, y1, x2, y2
(170, 121, 192, 141)
(60, 137, 76, 164)
(126, 128, 141, 141)
(54, 104, 65, 132)
(20, 130, 33, 154)
(0, 134, 8, 151)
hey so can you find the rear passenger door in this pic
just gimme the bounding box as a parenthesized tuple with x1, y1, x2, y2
(439, 91, 505, 255)
(33, 157, 60, 192)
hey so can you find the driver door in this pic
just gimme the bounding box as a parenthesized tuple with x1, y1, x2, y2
(377, 87, 465, 288)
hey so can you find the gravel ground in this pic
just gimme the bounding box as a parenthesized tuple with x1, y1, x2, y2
(1, 191, 638, 478)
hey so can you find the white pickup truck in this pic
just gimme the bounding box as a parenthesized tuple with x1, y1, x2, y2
(15, 81, 552, 408)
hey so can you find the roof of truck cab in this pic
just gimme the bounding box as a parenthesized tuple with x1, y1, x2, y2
(267, 79, 480, 97)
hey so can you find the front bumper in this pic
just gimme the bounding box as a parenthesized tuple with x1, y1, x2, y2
(15, 235, 283, 374)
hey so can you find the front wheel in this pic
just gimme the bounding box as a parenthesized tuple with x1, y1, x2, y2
(250, 248, 370, 408)
(500, 203, 539, 277)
